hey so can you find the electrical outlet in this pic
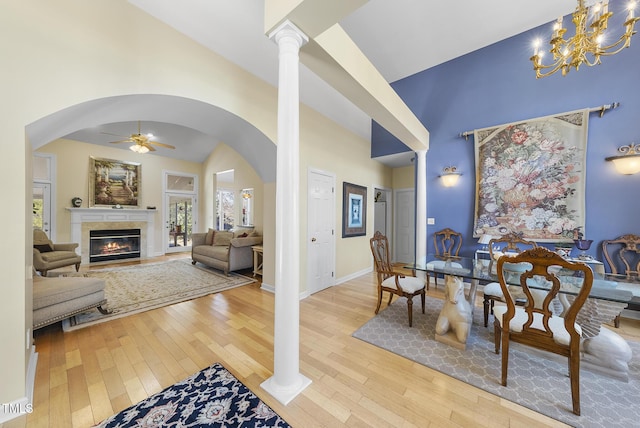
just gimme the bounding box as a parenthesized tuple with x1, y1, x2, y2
(427, 218, 435, 225)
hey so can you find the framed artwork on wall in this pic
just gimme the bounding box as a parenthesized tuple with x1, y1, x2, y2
(89, 156, 141, 207)
(473, 109, 589, 243)
(342, 181, 367, 238)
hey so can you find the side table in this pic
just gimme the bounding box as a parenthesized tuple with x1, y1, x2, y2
(251, 245, 263, 277)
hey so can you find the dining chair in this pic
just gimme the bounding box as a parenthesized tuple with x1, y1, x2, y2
(370, 231, 426, 327)
(483, 232, 537, 327)
(429, 228, 463, 290)
(494, 246, 593, 416)
(602, 234, 640, 327)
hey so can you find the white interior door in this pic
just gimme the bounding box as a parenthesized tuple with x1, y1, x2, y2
(308, 169, 335, 294)
(394, 189, 415, 263)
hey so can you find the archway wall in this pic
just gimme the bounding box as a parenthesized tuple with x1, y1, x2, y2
(1, 0, 283, 406)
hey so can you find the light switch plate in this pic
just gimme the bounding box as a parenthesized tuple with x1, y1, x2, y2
(427, 218, 435, 225)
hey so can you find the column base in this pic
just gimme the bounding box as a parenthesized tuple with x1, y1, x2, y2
(260, 373, 312, 405)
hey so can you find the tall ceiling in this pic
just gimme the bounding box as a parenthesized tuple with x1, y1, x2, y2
(61, 0, 576, 166)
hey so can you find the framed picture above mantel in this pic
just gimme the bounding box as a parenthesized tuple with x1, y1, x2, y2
(89, 156, 141, 208)
(342, 181, 367, 238)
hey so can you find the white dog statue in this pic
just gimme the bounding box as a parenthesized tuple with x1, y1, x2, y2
(436, 275, 473, 343)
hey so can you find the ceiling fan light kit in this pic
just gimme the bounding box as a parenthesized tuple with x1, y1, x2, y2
(103, 121, 176, 154)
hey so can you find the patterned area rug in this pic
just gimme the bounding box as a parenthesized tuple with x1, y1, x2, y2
(353, 296, 640, 428)
(95, 362, 290, 427)
(61, 260, 254, 331)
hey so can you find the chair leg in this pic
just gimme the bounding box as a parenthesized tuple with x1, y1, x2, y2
(483, 295, 490, 327)
(407, 297, 414, 327)
(569, 351, 581, 416)
(501, 334, 509, 387)
(614, 314, 620, 328)
(426, 274, 431, 291)
(387, 293, 393, 306)
(494, 320, 501, 354)
(375, 288, 383, 314)
(75, 262, 80, 272)
(420, 291, 426, 314)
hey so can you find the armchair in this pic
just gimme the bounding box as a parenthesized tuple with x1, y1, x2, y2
(33, 229, 81, 277)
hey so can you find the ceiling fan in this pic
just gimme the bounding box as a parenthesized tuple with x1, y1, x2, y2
(102, 121, 176, 153)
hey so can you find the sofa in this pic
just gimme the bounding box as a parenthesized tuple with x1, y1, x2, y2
(191, 228, 262, 275)
(32, 273, 109, 329)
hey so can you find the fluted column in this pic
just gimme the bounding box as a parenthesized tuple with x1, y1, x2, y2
(415, 150, 427, 266)
(261, 20, 311, 405)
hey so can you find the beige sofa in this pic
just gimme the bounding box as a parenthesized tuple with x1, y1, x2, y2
(32, 273, 108, 329)
(191, 229, 262, 275)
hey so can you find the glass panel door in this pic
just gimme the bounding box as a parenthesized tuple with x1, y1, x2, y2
(165, 194, 195, 253)
(33, 182, 51, 234)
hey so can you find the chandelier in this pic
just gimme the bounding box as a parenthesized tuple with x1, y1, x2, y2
(530, 0, 639, 78)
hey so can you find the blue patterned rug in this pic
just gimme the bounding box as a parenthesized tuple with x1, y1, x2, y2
(95, 363, 290, 427)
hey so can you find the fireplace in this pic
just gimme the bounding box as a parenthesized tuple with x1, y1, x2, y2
(90, 229, 141, 263)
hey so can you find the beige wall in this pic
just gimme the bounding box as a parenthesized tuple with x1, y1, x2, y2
(0, 0, 395, 407)
(202, 143, 264, 234)
(37, 139, 203, 254)
(392, 165, 415, 189)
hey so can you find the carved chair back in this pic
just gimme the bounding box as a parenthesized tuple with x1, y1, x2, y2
(433, 228, 462, 257)
(602, 234, 640, 278)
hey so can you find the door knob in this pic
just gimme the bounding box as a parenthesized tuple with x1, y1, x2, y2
(311, 237, 316, 242)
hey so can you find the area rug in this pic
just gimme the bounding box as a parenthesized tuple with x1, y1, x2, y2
(95, 362, 290, 427)
(353, 296, 640, 428)
(61, 260, 254, 331)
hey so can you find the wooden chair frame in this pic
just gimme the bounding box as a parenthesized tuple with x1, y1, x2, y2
(494, 247, 593, 416)
(370, 231, 425, 327)
(483, 232, 537, 327)
(602, 234, 640, 327)
(429, 228, 463, 289)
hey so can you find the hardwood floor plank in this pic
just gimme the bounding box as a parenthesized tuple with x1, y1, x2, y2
(31, 254, 637, 427)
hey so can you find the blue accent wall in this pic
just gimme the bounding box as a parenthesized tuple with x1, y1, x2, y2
(372, 11, 640, 261)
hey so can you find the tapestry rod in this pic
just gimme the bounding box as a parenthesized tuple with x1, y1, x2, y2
(457, 102, 620, 140)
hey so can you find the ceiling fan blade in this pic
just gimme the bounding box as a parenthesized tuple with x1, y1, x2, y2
(144, 143, 156, 152)
(101, 131, 129, 138)
(148, 141, 176, 149)
(109, 139, 133, 144)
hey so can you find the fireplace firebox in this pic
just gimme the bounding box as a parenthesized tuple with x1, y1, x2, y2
(90, 229, 141, 263)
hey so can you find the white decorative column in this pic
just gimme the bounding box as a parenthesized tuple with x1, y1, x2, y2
(261, 20, 311, 405)
(415, 150, 427, 266)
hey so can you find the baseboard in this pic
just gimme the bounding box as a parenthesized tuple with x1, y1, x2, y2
(260, 282, 309, 300)
(335, 267, 372, 285)
(0, 347, 37, 424)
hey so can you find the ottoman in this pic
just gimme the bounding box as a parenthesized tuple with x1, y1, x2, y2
(33, 274, 108, 329)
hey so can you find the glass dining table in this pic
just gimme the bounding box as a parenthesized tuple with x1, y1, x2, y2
(408, 255, 638, 337)
(408, 255, 639, 380)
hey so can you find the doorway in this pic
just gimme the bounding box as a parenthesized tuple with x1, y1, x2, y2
(394, 188, 415, 263)
(163, 172, 198, 253)
(307, 169, 336, 294)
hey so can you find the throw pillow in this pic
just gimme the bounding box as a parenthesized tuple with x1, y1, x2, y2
(205, 228, 215, 245)
(34, 243, 54, 253)
(213, 231, 233, 246)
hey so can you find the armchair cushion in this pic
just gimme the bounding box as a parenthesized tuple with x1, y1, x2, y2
(34, 243, 54, 253)
(213, 231, 233, 246)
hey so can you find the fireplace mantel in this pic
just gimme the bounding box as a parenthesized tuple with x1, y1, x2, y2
(66, 208, 157, 263)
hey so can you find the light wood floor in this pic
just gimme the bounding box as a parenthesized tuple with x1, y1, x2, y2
(7, 254, 640, 427)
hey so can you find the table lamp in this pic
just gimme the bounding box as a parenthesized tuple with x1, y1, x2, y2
(478, 234, 492, 250)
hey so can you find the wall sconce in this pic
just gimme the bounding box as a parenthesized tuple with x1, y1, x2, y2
(606, 143, 640, 175)
(440, 166, 461, 187)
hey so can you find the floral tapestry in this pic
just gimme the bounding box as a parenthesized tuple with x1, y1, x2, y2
(473, 110, 589, 243)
